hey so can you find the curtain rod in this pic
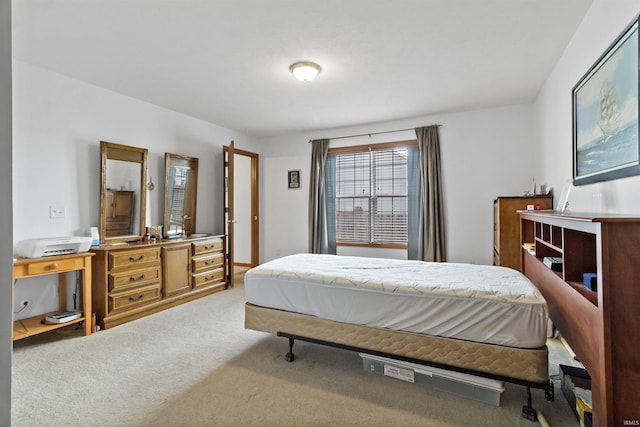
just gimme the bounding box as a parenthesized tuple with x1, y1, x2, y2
(308, 124, 442, 143)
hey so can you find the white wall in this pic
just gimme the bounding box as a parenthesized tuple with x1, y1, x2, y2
(258, 103, 538, 265)
(260, 154, 310, 260)
(0, 0, 12, 424)
(12, 61, 258, 319)
(535, 0, 640, 213)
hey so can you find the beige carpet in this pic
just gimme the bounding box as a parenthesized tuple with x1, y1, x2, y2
(12, 273, 581, 426)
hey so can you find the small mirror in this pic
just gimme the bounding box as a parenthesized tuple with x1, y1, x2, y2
(163, 153, 199, 238)
(100, 141, 148, 244)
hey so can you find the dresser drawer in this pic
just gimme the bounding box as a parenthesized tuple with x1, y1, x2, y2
(108, 247, 160, 270)
(192, 267, 225, 288)
(108, 265, 161, 292)
(109, 284, 161, 313)
(192, 252, 224, 273)
(27, 257, 85, 275)
(192, 237, 223, 256)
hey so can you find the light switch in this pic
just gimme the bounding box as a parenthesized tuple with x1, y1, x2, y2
(49, 204, 66, 219)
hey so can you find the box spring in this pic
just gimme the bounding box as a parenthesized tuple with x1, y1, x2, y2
(245, 302, 549, 386)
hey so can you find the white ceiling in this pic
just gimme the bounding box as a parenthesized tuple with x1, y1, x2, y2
(12, 0, 594, 138)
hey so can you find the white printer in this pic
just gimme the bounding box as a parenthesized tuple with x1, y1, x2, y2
(15, 236, 92, 258)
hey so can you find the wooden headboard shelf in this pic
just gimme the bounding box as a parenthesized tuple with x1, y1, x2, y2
(520, 211, 640, 426)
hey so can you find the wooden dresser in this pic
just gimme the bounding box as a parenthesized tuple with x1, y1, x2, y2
(91, 235, 227, 329)
(520, 211, 640, 426)
(493, 195, 552, 271)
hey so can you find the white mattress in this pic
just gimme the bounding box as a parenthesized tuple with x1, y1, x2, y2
(244, 254, 548, 349)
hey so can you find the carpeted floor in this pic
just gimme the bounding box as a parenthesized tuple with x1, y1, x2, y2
(11, 271, 581, 426)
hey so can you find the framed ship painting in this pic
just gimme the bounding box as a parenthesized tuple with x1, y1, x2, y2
(573, 14, 640, 186)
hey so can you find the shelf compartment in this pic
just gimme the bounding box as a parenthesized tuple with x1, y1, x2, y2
(563, 229, 596, 283)
(551, 226, 563, 249)
(13, 311, 86, 340)
(541, 223, 551, 242)
(521, 219, 535, 245)
(534, 238, 562, 258)
(536, 222, 564, 249)
(532, 258, 597, 307)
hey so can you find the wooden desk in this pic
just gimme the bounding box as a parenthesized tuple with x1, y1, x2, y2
(13, 252, 94, 340)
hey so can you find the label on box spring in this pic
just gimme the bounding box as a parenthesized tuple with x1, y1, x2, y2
(384, 364, 415, 383)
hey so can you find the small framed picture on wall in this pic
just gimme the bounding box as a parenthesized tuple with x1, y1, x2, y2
(288, 170, 300, 189)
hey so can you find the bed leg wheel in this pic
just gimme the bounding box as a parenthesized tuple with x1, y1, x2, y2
(521, 406, 538, 422)
(521, 386, 538, 421)
(284, 337, 295, 362)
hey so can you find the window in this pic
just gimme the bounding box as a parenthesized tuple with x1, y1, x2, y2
(169, 167, 187, 226)
(331, 141, 414, 247)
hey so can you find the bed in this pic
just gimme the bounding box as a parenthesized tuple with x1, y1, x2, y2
(244, 253, 554, 418)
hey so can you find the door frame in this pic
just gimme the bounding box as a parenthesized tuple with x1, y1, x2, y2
(223, 142, 259, 287)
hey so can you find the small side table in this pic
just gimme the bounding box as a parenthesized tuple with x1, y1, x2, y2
(13, 252, 94, 340)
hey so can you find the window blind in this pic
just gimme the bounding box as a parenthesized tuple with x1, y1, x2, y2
(170, 167, 187, 222)
(334, 146, 408, 245)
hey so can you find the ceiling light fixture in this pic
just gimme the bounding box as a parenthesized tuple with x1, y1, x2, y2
(290, 61, 321, 82)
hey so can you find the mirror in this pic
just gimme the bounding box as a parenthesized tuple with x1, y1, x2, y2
(163, 153, 199, 238)
(100, 141, 148, 244)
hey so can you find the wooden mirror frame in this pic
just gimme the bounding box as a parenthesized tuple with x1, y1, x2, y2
(163, 153, 199, 239)
(99, 141, 148, 244)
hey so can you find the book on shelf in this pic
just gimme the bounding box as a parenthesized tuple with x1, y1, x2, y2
(522, 242, 536, 256)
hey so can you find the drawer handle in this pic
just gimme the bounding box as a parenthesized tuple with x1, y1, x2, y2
(129, 255, 145, 262)
(129, 274, 146, 282)
(128, 293, 145, 301)
(46, 263, 60, 270)
(204, 245, 212, 250)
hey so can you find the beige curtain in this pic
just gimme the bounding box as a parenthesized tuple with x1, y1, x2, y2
(308, 139, 335, 254)
(415, 125, 446, 261)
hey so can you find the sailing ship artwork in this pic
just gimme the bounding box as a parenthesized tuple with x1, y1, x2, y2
(573, 18, 640, 185)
